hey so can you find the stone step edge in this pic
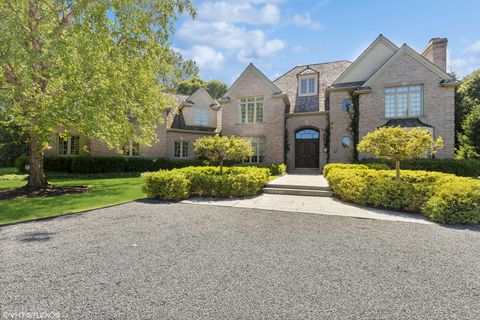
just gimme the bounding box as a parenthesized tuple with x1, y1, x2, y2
(265, 183, 330, 191)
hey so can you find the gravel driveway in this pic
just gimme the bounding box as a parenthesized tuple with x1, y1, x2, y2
(1, 200, 480, 319)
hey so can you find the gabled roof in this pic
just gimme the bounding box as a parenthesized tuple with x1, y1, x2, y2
(333, 34, 398, 85)
(363, 44, 454, 86)
(224, 63, 282, 98)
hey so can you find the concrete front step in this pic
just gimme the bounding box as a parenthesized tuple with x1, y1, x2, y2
(288, 168, 322, 174)
(263, 187, 332, 197)
(266, 183, 331, 191)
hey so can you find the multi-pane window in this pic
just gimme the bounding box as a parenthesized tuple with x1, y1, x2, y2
(123, 141, 140, 157)
(174, 141, 189, 158)
(300, 77, 315, 95)
(58, 135, 80, 156)
(244, 137, 266, 163)
(238, 97, 264, 124)
(385, 85, 423, 118)
(194, 109, 209, 126)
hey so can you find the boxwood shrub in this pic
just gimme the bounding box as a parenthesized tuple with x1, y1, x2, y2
(324, 163, 480, 225)
(358, 158, 480, 177)
(143, 166, 270, 200)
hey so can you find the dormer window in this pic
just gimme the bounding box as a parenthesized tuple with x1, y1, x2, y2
(299, 76, 316, 96)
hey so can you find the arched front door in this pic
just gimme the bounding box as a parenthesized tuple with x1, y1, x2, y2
(295, 129, 319, 168)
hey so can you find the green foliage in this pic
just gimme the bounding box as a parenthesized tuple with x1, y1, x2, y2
(143, 166, 270, 200)
(159, 51, 199, 92)
(457, 106, 480, 159)
(423, 179, 480, 224)
(194, 135, 253, 172)
(358, 158, 480, 177)
(0, 123, 28, 167)
(235, 163, 287, 176)
(143, 170, 190, 200)
(325, 165, 480, 224)
(15, 156, 204, 173)
(175, 78, 228, 99)
(357, 127, 443, 179)
(323, 163, 389, 178)
(348, 92, 360, 161)
(455, 70, 480, 138)
(0, 0, 196, 187)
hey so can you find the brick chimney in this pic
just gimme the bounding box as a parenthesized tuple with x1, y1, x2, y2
(421, 38, 448, 71)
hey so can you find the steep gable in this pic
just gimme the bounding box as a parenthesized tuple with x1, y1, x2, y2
(363, 44, 454, 87)
(333, 35, 398, 85)
(224, 63, 282, 98)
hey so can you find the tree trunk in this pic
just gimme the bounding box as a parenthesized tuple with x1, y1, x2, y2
(219, 160, 223, 174)
(26, 132, 48, 190)
(395, 159, 401, 181)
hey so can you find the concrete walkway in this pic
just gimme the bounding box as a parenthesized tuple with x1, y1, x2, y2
(181, 193, 433, 225)
(266, 174, 330, 188)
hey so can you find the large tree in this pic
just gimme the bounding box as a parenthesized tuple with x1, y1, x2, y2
(455, 70, 480, 142)
(0, 0, 195, 189)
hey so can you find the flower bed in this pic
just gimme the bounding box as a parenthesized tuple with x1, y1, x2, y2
(323, 164, 480, 225)
(143, 166, 270, 201)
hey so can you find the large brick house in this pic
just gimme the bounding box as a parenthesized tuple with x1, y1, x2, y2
(46, 35, 460, 170)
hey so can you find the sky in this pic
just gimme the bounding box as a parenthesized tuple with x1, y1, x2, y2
(171, 0, 480, 85)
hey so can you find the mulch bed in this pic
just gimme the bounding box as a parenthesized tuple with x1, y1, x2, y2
(0, 186, 89, 200)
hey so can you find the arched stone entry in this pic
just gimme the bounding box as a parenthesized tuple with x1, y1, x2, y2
(295, 128, 320, 168)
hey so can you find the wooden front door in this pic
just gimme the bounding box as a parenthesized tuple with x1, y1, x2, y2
(295, 129, 320, 168)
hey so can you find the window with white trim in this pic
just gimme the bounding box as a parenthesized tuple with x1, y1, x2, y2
(194, 109, 209, 126)
(299, 77, 316, 95)
(244, 137, 266, 163)
(385, 85, 423, 118)
(58, 135, 80, 156)
(238, 97, 264, 124)
(174, 141, 189, 158)
(122, 141, 140, 157)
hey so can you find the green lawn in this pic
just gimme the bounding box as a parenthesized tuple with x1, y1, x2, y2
(0, 168, 146, 225)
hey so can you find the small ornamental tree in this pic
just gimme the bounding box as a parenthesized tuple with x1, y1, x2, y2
(357, 127, 443, 180)
(194, 135, 253, 173)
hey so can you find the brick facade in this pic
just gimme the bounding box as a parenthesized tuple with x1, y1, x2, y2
(46, 36, 458, 170)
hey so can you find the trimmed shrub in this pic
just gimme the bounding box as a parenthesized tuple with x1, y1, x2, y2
(325, 164, 480, 224)
(144, 166, 270, 200)
(358, 158, 480, 177)
(323, 163, 389, 178)
(423, 179, 480, 224)
(143, 170, 190, 200)
(235, 163, 287, 176)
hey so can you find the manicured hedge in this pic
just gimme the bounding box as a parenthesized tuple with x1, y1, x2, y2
(357, 158, 480, 177)
(15, 155, 204, 173)
(15, 155, 286, 175)
(324, 164, 480, 225)
(143, 166, 271, 200)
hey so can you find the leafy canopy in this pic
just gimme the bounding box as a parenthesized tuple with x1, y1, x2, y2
(357, 127, 443, 179)
(194, 135, 253, 172)
(357, 127, 443, 161)
(0, 0, 196, 150)
(176, 78, 228, 99)
(455, 70, 480, 136)
(457, 106, 480, 159)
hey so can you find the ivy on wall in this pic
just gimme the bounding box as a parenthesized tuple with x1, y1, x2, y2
(348, 91, 360, 161)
